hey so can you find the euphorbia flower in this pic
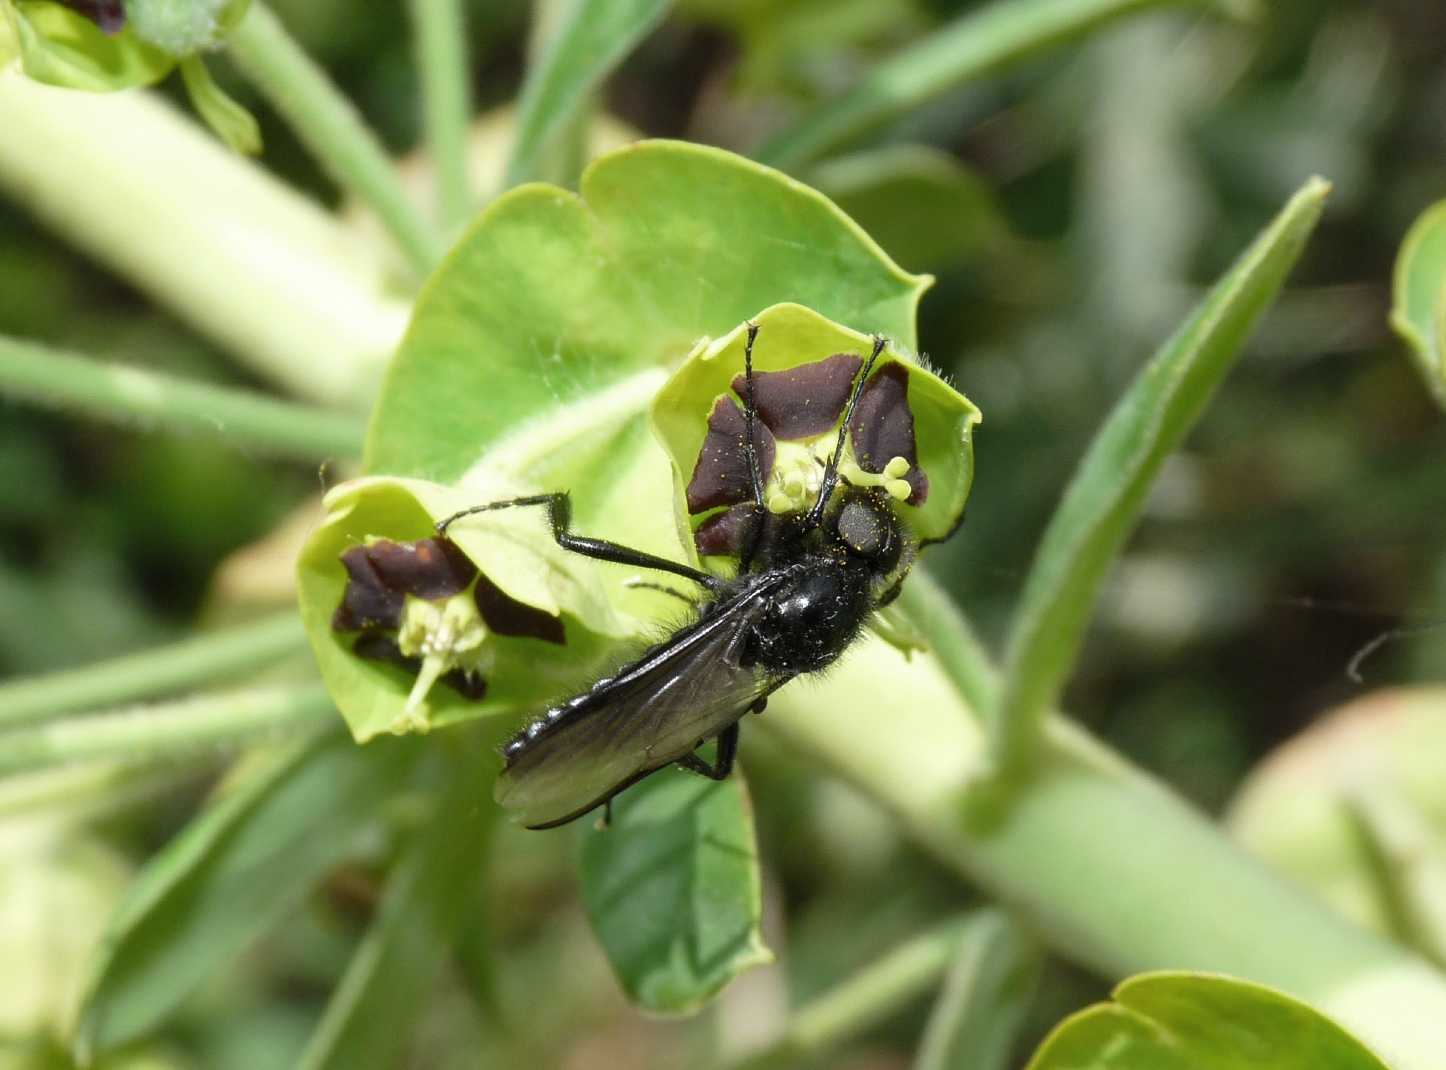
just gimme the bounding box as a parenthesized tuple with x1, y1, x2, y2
(330, 533, 565, 732)
(684, 350, 930, 557)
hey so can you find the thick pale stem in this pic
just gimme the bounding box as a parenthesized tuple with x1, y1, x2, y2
(0, 71, 407, 408)
(0, 684, 336, 776)
(228, 2, 447, 276)
(0, 612, 310, 730)
(0, 335, 365, 462)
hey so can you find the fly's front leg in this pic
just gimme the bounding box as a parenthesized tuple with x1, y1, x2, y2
(436, 492, 722, 592)
(675, 722, 740, 781)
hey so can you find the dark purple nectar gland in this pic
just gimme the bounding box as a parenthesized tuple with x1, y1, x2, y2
(331, 535, 565, 730)
(685, 350, 929, 558)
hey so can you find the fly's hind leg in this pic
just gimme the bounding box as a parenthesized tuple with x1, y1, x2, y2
(675, 722, 740, 781)
(436, 492, 721, 592)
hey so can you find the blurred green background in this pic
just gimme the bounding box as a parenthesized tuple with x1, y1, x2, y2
(2, 0, 1445, 1066)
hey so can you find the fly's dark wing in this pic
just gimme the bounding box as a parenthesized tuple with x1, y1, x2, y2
(495, 589, 782, 829)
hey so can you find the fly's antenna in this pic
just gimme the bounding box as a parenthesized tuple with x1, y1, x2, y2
(805, 335, 888, 529)
(741, 321, 766, 511)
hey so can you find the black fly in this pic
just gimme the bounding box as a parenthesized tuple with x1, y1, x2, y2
(437, 324, 918, 829)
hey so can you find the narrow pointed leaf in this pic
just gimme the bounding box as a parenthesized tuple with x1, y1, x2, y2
(73, 733, 420, 1061)
(754, 0, 1225, 171)
(579, 766, 770, 1013)
(505, 0, 672, 187)
(992, 176, 1330, 777)
(1024, 972, 1391, 1070)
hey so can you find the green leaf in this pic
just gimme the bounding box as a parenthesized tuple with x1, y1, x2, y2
(296, 475, 624, 741)
(991, 175, 1330, 778)
(367, 140, 928, 609)
(505, 0, 671, 188)
(6, 1, 172, 91)
(1389, 198, 1446, 410)
(578, 763, 770, 1014)
(298, 748, 494, 1069)
(1024, 972, 1391, 1070)
(178, 55, 261, 154)
(809, 145, 1008, 272)
(915, 912, 1040, 1070)
(72, 733, 420, 1062)
(650, 303, 981, 553)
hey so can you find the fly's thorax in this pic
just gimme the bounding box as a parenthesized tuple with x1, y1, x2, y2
(746, 555, 874, 674)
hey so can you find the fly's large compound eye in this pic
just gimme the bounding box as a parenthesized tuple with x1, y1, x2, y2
(837, 499, 888, 558)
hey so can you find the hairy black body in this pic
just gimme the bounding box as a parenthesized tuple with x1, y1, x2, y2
(439, 326, 916, 829)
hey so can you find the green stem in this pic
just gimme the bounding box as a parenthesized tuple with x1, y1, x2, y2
(725, 916, 974, 1070)
(762, 591, 1446, 1070)
(0, 684, 336, 776)
(0, 612, 308, 729)
(228, 2, 446, 276)
(0, 75, 405, 408)
(0, 335, 365, 462)
(409, 0, 474, 230)
(754, 0, 1214, 171)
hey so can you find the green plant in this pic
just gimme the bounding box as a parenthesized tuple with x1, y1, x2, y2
(2, 2, 1445, 1069)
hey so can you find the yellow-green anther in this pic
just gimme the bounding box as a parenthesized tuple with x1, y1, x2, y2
(392, 590, 493, 732)
(840, 455, 914, 501)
